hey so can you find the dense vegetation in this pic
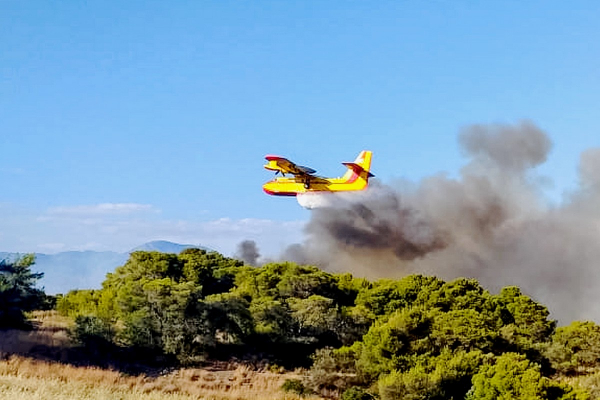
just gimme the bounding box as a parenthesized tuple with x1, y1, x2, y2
(5, 249, 600, 398)
(56, 250, 367, 366)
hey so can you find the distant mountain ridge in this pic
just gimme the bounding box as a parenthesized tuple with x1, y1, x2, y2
(130, 240, 211, 253)
(0, 241, 213, 295)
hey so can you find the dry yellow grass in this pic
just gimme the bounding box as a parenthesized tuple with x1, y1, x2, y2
(0, 373, 192, 400)
(0, 311, 72, 360)
(27, 310, 73, 330)
(0, 356, 321, 400)
(0, 311, 324, 399)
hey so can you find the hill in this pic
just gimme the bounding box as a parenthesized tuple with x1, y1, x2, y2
(0, 241, 213, 294)
(130, 240, 211, 253)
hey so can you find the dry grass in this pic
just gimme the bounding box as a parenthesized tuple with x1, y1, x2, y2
(0, 356, 321, 400)
(0, 372, 193, 400)
(0, 313, 323, 399)
(27, 310, 73, 330)
(0, 311, 72, 361)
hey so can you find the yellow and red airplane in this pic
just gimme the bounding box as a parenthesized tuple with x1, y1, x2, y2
(263, 150, 374, 196)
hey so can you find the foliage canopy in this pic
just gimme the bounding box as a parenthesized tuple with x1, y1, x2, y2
(56, 249, 596, 398)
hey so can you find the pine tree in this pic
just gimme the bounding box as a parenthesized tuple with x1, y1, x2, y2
(0, 254, 44, 328)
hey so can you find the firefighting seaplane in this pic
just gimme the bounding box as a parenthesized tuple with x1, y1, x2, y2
(262, 151, 374, 208)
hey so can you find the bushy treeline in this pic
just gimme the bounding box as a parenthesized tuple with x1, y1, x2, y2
(310, 277, 590, 399)
(57, 249, 370, 365)
(56, 249, 600, 399)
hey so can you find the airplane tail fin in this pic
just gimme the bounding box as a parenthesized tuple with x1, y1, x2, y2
(341, 150, 374, 187)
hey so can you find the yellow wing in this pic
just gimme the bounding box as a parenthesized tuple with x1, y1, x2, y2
(264, 155, 317, 176)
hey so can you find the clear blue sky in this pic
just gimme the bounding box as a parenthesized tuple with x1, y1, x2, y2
(1, 1, 599, 256)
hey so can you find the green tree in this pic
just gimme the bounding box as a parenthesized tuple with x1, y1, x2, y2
(289, 295, 340, 343)
(467, 353, 583, 400)
(311, 276, 563, 396)
(178, 248, 241, 295)
(231, 262, 344, 302)
(355, 275, 443, 317)
(430, 309, 497, 352)
(249, 297, 294, 341)
(378, 350, 485, 400)
(203, 293, 255, 345)
(69, 314, 115, 356)
(97, 250, 250, 363)
(497, 286, 556, 351)
(546, 321, 600, 374)
(0, 254, 44, 328)
(118, 277, 205, 359)
(231, 262, 365, 348)
(57, 289, 116, 319)
(424, 278, 497, 315)
(355, 307, 434, 379)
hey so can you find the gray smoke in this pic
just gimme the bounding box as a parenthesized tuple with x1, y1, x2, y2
(235, 240, 261, 266)
(284, 121, 600, 322)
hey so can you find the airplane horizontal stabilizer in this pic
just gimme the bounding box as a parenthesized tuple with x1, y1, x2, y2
(342, 162, 375, 178)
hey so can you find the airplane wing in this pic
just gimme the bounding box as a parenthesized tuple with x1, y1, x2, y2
(264, 155, 317, 176)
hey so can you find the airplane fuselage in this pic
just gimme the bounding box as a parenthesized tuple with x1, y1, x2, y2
(262, 175, 366, 196)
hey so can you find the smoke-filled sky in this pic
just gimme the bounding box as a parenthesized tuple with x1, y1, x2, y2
(2, 2, 600, 319)
(275, 122, 600, 322)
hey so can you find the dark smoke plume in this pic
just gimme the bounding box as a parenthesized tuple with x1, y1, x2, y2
(284, 121, 600, 322)
(235, 240, 261, 266)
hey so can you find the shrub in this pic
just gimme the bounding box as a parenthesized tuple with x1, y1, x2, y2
(342, 386, 373, 400)
(281, 378, 312, 396)
(310, 346, 365, 394)
(69, 315, 115, 355)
